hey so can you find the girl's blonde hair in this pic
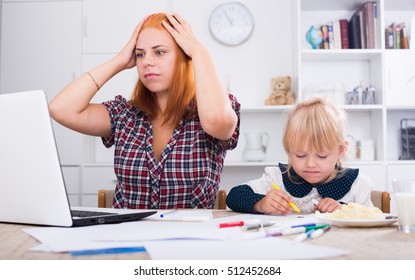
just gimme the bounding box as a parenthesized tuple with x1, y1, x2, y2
(129, 13, 196, 127)
(283, 97, 347, 172)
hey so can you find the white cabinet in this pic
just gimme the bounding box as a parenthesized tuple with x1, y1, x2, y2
(0, 0, 84, 165)
(384, 51, 415, 107)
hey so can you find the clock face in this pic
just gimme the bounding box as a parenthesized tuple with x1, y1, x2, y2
(209, 2, 255, 46)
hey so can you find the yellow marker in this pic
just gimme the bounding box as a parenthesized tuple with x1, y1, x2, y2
(272, 183, 300, 213)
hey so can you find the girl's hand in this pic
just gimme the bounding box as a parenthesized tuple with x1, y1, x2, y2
(315, 198, 341, 213)
(115, 19, 145, 69)
(253, 189, 294, 215)
(162, 13, 200, 58)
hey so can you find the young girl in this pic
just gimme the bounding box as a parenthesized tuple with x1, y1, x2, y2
(226, 97, 373, 215)
(49, 13, 240, 209)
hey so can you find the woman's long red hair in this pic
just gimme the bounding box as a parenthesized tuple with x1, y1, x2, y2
(129, 13, 196, 127)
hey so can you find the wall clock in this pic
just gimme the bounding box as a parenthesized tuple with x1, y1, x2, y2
(209, 2, 255, 46)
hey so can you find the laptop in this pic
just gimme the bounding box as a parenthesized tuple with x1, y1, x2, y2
(0, 90, 156, 227)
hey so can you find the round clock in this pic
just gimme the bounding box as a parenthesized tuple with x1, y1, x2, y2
(209, 2, 255, 46)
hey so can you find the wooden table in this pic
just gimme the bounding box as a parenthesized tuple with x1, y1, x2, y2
(1, 210, 415, 260)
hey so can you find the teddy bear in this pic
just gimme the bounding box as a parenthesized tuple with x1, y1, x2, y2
(264, 76, 295, 105)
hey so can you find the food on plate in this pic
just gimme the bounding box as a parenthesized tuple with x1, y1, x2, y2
(324, 203, 385, 220)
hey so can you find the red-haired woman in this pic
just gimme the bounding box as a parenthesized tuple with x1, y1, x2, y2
(49, 13, 240, 209)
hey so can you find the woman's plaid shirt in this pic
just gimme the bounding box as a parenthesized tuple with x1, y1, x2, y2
(102, 94, 240, 209)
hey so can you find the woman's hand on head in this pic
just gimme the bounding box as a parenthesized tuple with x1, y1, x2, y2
(253, 189, 294, 215)
(162, 13, 201, 58)
(115, 19, 145, 70)
(314, 198, 341, 213)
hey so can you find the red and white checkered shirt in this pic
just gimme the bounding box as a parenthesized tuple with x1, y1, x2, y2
(102, 94, 240, 209)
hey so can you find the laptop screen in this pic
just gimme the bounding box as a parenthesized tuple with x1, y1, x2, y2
(0, 90, 73, 226)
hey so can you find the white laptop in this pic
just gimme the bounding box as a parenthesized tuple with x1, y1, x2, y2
(0, 90, 156, 227)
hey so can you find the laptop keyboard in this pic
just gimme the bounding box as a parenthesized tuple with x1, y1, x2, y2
(71, 210, 115, 218)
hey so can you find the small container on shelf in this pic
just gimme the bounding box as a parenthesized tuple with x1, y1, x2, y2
(362, 85, 376, 104)
(399, 118, 415, 160)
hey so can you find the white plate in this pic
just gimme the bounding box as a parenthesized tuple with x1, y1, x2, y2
(315, 213, 398, 228)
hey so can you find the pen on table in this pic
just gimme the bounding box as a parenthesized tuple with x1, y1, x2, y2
(310, 225, 331, 239)
(242, 221, 276, 231)
(272, 183, 300, 213)
(159, 210, 177, 218)
(218, 219, 261, 228)
(242, 224, 329, 240)
(241, 228, 284, 240)
(281, 224, 330, 236)
(242, 222, 318, 236)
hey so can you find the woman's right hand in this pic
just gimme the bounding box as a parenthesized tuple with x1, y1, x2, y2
(253, 189, 294, 215)
(114, 19, 145, 70)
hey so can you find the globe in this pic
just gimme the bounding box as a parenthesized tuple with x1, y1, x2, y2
(305, 25, 323, 49)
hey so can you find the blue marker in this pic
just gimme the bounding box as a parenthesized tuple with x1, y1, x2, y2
(291, 223, 316, 228)
(70, 246, 146, 256)
(293, 229, 316, 243)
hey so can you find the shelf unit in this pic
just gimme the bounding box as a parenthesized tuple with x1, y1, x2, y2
(289, 0, 415, 191)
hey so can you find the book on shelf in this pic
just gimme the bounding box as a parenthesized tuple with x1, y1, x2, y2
(395, 24, 401, 49)
(327, 22, 335, 49)
(385, 22, 409, 49)
(349, 11, 362, 49)
(373, 1, 379, 49)
(401, 24, 409, 49)
(385, 22, 395, 49)
(364, 1, 375, 49)
(358, 9, 366, 49)
(321, 25, 329, 49)
(339, 19, 349, 49)
(332, 20, 342, 49)
(397, 22, 409, 49)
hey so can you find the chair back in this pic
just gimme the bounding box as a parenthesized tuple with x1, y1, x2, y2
(371, 190, 390, 213)
(98, 189, 227, 210)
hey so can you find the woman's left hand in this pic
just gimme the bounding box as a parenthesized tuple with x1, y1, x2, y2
(315, 198, 342, 213)
(162, 13, 200, 58)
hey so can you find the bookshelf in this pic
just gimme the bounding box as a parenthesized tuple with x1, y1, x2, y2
(293, 0, 415, 191)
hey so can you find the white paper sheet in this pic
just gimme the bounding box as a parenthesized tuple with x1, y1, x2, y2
(23, 212, 336, 258)
(23, 220, 242, 252)
(143, 238, 348, 260)
(24, 225, 145, 252)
